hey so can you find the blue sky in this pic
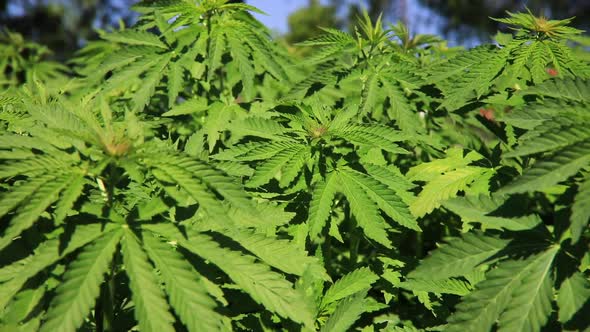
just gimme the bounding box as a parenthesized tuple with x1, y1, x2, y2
(248, 0, 446, 37)
(248, 0, 312, 33)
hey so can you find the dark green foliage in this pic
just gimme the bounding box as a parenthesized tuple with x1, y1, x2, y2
(0, 2, 589, 331)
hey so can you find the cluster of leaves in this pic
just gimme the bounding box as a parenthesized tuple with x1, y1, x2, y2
(0, 30, 69, 89)
(0, 1, 589, 331)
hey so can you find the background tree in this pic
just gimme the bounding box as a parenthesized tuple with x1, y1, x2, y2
(285, 0, 342, 44)
(1, 0, 589, 56)
(329, 0, 590, 42)
(0, 0, 137, 59)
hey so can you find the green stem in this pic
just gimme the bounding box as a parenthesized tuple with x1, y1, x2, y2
(107, 163, 116, 207)
(348, 214, 360, 267)
(206, 12, 212, 82)
(97, 264, 115, 332)
(323, 233, 334, 276)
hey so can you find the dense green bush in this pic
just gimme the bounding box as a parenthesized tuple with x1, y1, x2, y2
(1, 1, 589, 331)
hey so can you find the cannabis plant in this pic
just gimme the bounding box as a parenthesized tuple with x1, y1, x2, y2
(1, 2, 589, 331)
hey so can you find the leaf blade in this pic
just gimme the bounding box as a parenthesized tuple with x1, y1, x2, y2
(41, 230, 122, 332)
(122, 228, 176, 332)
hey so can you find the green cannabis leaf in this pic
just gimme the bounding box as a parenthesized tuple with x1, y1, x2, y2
(1, 2, 589, 331)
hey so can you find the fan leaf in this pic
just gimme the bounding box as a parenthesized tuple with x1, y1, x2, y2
(121, 228, 176, 332)
(41, 229, 122, 332)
